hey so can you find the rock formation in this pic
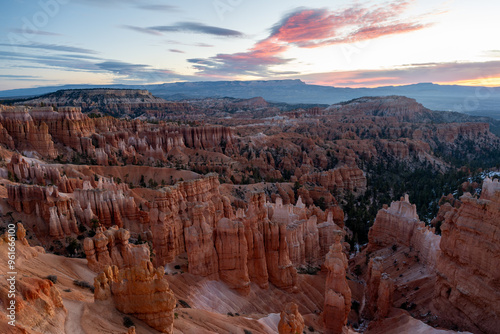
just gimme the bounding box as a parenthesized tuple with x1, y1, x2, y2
(278, 302, 305, 334)
(215, 218, 250, 295)
(299, 166, 367, 194)
(362, 257, 394, 320)
(94, 260, 176, 334)
(84, 226, 150, 272)
(434, 178, 500, 334)
(324, 230, 351, 334)
(368, 194, 441, 267)
(16, 222, 29, 246)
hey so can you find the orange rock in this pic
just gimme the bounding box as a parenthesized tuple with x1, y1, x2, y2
(362, 257, 394, 320)
(278, 302, 305, 334)
(368, 194, 440, 267)
(434, 178, 500, 334)
(324, 230, 351, 334)
(84, 226, 150, 272)
(215, 218, 250, 295)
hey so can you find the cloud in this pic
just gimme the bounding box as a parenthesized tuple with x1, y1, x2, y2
(137, 4, 179, 12)
(0, 74, 41, 79)
(0, 49, 188, 84)
(125, 22, 244, 37)
(121, 25, 162, 36)
(191, 1, 433, 78)
(164, 40, 214, 48)
(9, 29, 62, 36)
(483, 50, 500, 58)
(1, 42, 98, 54)
(94, 61, 191, 83)
(168, 49, 185, 53)
(295, 61, 500, 87)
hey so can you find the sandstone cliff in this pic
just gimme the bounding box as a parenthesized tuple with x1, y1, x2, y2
(94, 260, 176, 334)
(324, 230, 351, 334)
(84, 226, 150, 272)
(368, 194, 441, 267)
(434, 178, 500, 333)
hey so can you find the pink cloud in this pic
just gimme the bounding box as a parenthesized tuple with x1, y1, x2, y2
(191, 1, 432, 78)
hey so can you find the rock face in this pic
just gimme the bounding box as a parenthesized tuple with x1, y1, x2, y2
(434, 178, 500, 334)
(362, 257, 394, 320)
(215, 218, 250, 295)
(84, 226, 150, 272)
(299, 166, 367, 194)
(94, 260, 176, 334)
(368, 194, 441, 267)
(324, 230, 351, 334)
(0, 104, 233, 163)
(278, 302, 305, 334)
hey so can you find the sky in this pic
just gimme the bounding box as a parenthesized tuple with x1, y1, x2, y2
(0, 0, 500, 90)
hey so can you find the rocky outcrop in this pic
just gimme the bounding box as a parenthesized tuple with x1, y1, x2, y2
(16, 222, 29, 246)
(278, 302, 305, 334)
(7, 184, 80, 239)
(324, 230, 351, 334)
(84, 226, 150, 272)
(215, 218, 250, 295)
(434, 178, 500, 334)
(0, 105, 58, 158)
(241, 193, 270, 289)
(74, 178, 140, 228)
(94, 260, 176, 334)
(0, 276, 66, 333)
(299, 166, 367, 194)
(368, 194, 441, 267)
(150, 174, 231, 271)
(263, 219, 298, 291)
(362, 257, 394, 320)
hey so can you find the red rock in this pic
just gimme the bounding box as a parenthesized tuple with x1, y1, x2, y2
(215, 218, 250, 294)
(368, 194, 440, 267)
(94, 260, 176, 334)
(434, 178, 500, 334)
(278, 302, 305, 334)
(84, 226, 150, 272)
(362, 257, 394, 320)
(324, 230, 351, 334)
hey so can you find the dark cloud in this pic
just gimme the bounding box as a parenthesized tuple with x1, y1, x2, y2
(125, 22, 244, 37)
(168, 49, 185, 53)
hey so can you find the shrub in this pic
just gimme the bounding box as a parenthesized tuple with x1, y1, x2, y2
(46, 275, 58, 284)
(178, 299, 191, 308)
(244, 330, 252, 334)
(123, 316, 134, 328)
(73, 280, 94, 293)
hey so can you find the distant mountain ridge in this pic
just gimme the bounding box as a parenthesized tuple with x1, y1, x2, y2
(1, 80, 499, 119)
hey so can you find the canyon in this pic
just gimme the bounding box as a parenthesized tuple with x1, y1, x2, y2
(0, 91, 498, 333)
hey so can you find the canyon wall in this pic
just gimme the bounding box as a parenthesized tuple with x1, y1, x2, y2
(434, 178, 500, 334)
(368, 194, 441, 267)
